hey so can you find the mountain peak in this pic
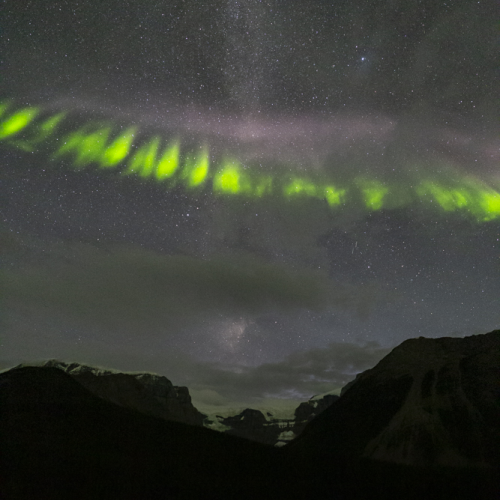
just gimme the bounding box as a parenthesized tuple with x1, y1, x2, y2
(295, 330, 500, 469)
(24, 359, 206, 426)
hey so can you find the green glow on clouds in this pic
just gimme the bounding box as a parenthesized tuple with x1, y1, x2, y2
(0, 107, 39, 140)
(284, 178, 319, 198)
(214, 161, 244, 194)
(56, 125, 111, 167)
(156, 141, 180, 180)
(356, 179, 389, 210)
(0, 101, 498, 221)
(324, 186, 346, 207)
(9, 112, 68, 153)
(127, 136, 161, 177)
(182, 147, 210, 187)
(416, 179, 500, 222)
(101, 127, 137, 167)
(483, 191, 500, 217)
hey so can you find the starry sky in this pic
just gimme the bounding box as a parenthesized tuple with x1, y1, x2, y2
(1, 0, 498, 409)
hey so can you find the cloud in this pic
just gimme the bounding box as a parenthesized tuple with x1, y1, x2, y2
(188, 388, 233, 408)
(2, 241, 377, 333)
(187, 341, 391, 403)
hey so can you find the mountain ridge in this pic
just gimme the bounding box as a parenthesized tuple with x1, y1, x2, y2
(2, 330, 499, 499)
(12, 358, 340, 446)
(291, 330, 500, 468)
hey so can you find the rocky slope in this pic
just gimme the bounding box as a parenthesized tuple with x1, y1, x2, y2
(25, 360, 205, 426)
(338, 330, 500, 467)
(294, 391, 340, 423)
(287, 330, 500, 498)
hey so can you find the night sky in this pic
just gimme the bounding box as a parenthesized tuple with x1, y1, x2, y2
(1, 0, 498, 409)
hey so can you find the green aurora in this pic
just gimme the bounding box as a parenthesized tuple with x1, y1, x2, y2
(1, 101, 499, 221)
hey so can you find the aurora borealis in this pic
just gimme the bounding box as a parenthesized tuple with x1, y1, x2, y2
(1, 101, 498, 220)
(1, 0, 498, 409)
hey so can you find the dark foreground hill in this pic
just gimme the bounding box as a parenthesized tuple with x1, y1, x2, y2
(1, 330, 499, 499)
(0, 366, 278, 500)
(287, 329, 500, 499)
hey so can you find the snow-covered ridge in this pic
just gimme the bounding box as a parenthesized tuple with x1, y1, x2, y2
(17, 359, 205, 426)
(201, 392, 340, 446)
